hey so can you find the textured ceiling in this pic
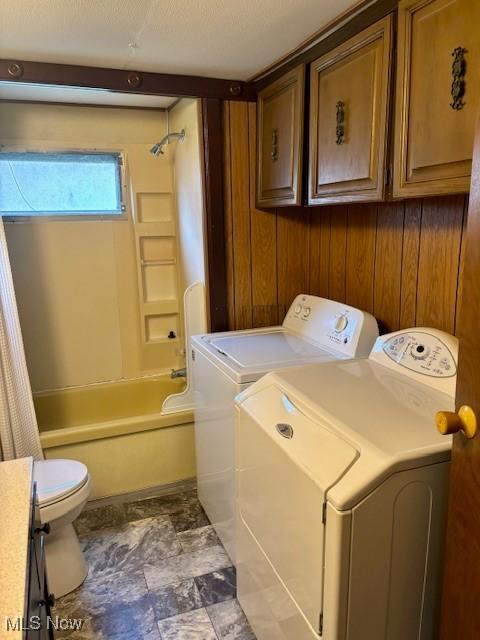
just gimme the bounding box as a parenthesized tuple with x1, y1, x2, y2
(0, 0, 362, 81)
(0, 82, 176, 108)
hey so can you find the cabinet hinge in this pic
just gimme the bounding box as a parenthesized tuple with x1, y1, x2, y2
(319, 612, 324, 635)
(322, 502, 327, 524)
(191, 349, 196, 361)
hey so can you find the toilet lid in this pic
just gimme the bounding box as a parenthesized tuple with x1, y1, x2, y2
(34, 459, 89, 506)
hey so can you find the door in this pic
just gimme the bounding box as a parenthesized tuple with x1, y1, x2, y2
(308, 16, 392, 205)
(438, 111, 480, 638)
(256, 65, 305, 208)
(394, 0, 480, 198)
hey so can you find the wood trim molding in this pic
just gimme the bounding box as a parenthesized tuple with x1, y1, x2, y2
(254, 0, 398, 92)
(201, 98, 229, 332)
(0, 59, 256, 102)
(250, 0, 376, 82)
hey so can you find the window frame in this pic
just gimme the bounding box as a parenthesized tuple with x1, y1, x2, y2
(0, 146, 129, 222)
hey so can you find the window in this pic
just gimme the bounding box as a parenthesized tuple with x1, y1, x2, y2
(0, 151, 125, 217)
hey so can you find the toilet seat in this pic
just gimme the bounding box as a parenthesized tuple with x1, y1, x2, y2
(34, 459, 89, 507)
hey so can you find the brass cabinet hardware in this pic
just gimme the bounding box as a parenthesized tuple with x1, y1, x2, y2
(450, 47, 467, 110)
(271, 128, 279, 161)
(336, 101, 345, 145)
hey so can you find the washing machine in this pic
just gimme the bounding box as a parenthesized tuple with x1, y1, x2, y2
(235, 328, 458, 640)
(191, 294, 379, 563)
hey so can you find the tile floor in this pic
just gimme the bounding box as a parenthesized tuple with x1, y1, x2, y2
(55, 490, 256, 640)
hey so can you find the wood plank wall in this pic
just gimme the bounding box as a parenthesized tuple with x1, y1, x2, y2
(223, 101, 468, 335)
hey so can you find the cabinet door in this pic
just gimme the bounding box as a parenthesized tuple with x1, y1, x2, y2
(309, 17, 392, 205)
(257, 65, 305, 208)
(394, 0, 480, 198)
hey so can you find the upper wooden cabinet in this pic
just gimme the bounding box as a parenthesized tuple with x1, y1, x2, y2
(308, 17, 392, 205)
(256, 65, 305, 208)
(394, 0, 480, 198)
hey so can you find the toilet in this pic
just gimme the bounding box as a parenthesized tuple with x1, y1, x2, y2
(33, 459, 91, 598)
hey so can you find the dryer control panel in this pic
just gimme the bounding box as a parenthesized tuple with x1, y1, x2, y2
(369, 328, 459, 396)
(283, 294, 379, 358)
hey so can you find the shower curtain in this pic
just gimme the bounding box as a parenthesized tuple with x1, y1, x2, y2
(0, 218, 43, 461)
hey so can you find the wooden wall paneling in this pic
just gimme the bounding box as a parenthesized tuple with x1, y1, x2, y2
(309, 211, 323, 296)
(373, 201, 405, 332)
(416, 196, 465, 333)
(202, 98, 229, 332)
(345, 203, 377, 312)
(277, 208, 311, 317)
(399, 199, 422, 328)
(248, 102, 279, 326)
(229, 101, 253, 329)
(309, 208, 332, 298)
(454, 196, 469, 333)
(223, 102, 236, 330)
(328, 206, 348, 302)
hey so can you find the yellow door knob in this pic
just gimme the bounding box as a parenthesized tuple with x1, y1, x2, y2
(435, 405, 478, 439)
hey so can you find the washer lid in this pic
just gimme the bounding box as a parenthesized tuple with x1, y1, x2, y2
(193, 327, 345, 384)
(34, 459, 88, 506)
(208, 331, 333, 368)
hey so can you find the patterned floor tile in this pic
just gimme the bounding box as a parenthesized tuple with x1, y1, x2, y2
(57, 488, 256, 639)
(157, 608, 217, 640)
(124, 491, 199, 522)
(177, 525, 220, 553)
(144, 545, 232, 590)
(207, 599, 255, 640)
(82, 515, 182, 578)
(195, 567, 236, 607)
(148, 578, 203, 621)
(170, 505, 210, 533)
(75, 503, 126, 536)
(90, 597, 160, 639)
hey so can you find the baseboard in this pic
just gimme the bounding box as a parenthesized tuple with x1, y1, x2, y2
(83, 477, 197, 510)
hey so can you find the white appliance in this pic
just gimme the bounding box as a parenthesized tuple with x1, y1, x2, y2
(235, 328, 458, 640)
(191, 294, 379, 562)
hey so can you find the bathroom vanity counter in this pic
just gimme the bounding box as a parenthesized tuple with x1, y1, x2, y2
(0, 457, 34, 639)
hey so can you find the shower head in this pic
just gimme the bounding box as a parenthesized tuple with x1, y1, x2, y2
(150, 129, 186, 156)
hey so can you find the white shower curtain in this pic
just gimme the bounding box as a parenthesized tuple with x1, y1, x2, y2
(0, 218, 43, 461)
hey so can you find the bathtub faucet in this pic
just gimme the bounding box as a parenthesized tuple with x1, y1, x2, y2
(170, 367, 187, 379)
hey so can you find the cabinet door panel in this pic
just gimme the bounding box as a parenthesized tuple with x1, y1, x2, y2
(394, 0, 480, 197)
(309, 16, 392, 205)
(257, 65, 305, 207)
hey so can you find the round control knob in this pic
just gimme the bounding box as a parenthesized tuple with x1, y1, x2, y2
(411, 344, 430, 360)
(294, 304, 302, 314)
(334, 315, 348, 333)
(303, 307, 312, 318)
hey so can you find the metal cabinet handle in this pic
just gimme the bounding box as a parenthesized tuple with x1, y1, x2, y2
(450, 46, 467, 110)
(35, 522, 51, 535)
(271, 128, 279, 161)
(336, 101, 345, 145)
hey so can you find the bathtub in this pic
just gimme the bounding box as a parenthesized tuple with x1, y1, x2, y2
(35, 375, 196, 499)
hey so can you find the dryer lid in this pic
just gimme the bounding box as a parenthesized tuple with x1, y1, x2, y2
(239, 383, 359, 491)
(34, 459, 88, 506)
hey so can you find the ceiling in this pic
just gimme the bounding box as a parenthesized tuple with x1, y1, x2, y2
(0, 0, 363, 81)
(0, 82, 177, 108)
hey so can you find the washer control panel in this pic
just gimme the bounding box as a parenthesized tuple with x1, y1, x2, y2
(283, 294, 379, 358)
(369, 328, 459, 395)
